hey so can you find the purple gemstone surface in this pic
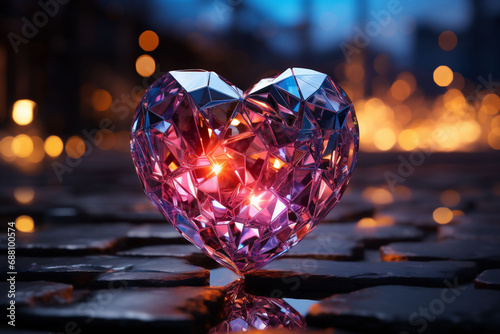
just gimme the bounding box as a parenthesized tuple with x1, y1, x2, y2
(131, 68, 359, 275)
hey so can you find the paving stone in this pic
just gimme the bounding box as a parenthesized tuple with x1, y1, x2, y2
(439, 223, 500, 241)
(378, 211, 443, 230)
(307, 223, 424, 248)
(0, 256, 209, 287)
(306, 285, 500, 333)
(126, 223, 187, 247)
(0, 224, 132, 256)
(17, 286, 224, 333)
(0, 281, 73, 307)
(58, 193, 164, 222)
(474, 269, 500, 290)
(322, 200, 375, 222)
(380, 240, 500, 269)
(245, 259, 477, 299)
(117, 244, 218, 267)
(283, 238, 363, 261)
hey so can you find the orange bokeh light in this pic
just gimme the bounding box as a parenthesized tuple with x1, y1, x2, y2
(139, 30, 159, 51)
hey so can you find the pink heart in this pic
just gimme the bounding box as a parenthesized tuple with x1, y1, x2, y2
(131, 68, 359, 275)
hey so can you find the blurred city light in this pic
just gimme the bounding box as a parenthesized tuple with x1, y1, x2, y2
(136, 55, 156, 77)
(12, 134, 33, 158)
(12, 99, 35, 126)
(433, 207, 453, 224)
(44, 135, 64, 157)
(65, 136, 86, 159)
(15, 215, 35, 233)
(139, 30, 159, 51)
(14, 186, 35, 205)
(433, 66, 454, 87)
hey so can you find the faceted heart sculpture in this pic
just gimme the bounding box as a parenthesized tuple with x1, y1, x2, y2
(131, 68, 359, 275)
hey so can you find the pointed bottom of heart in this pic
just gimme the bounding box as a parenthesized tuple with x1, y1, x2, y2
(169, 213, 320, 275)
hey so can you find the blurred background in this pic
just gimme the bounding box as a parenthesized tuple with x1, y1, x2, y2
(0, 0, 499, 232)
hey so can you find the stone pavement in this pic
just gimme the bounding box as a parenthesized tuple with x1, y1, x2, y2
(1, 151, 499, 333)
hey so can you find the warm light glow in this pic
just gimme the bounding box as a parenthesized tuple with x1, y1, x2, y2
(91, 89, 112, 111)
(458, 121, 481, 144)
(44, 135, 64, 157)
(482, 93, 500, 110)
(440, 189, 460, 207)
(273, 158, 281, 169)
(488, 130, 500, 150)
(65, 136, 86, 159)
(433, 66, 453, 87)
(12, 99, 35, 126)
(250, 195, 260, 207)
(438, 31, 457, 51)
(168, 161, 178, 171)
(345, 63, 365, 82)
(398, 129, 419, 151)
(136, 55, 156, 77)
(390, 79, 411, 101)
(139, 30, 159, 51)
(433, 207, 453, 224)
(452, 209, 465, 217)
(0, 136, 15, 159)
(357, 215, 394, 228)
(15, 215, 34, 233)
(212, 164, 222, 175)
(363, 187, 394, 205)
(14, 187, 35, 204)
(374, 128, 396, 151)
(230, 119, 240, 126)
(28, 136, 45, 163)
(357, 217, 377, 227)
(11, 134, 34, 158)
(371, 188, 394, 205)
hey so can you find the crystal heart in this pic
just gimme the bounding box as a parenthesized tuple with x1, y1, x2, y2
(131, 68, 359, 275)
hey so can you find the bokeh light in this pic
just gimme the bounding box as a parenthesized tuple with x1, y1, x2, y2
(374, 128, 396, 151)
(139, 30, 159, 51)
(398, 129, 419, 151)
(14, 186, 35, 205)
(390, 79, 411, 101)
(91, 89, 112, 111)
(135, 55, 156, 77)
(65, 136, 86, 159)
(28, 136, 45, 163)
(362, 187, 394, 205)
(12, 99, 36, 126)
(438, 31, 457, 51)
(15, 215, 35, 233)
(433, 207, 453, 224)
(433, 66, 454, 87)
(0, 136, 15, 160)
(12, 134, 34, 158)
(44, 135, 64, 157)
(440, 189, 461, 206)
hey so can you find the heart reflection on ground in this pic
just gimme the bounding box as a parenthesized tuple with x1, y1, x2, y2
(209, 279, 306, 333)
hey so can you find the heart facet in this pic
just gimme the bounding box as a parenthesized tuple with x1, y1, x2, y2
(131, 68, 359, 275)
